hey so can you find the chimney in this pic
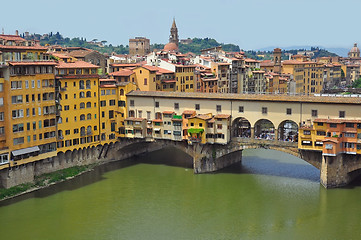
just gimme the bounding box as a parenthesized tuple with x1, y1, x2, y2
(15, 30, 19, 36)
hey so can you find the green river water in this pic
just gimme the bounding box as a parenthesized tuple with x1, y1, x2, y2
(0, 149, 361, 240)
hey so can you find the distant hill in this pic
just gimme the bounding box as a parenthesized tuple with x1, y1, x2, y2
(256, 45, 348, 57)
(151, 38, 240, 55)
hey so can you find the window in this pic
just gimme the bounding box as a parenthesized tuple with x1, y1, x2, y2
(216, 105, 222, 112)
(12, 109, 24, 118)
(138, 110, 142, 118)
(120, 89, 124, 96)
(109, 110, 114, 119)
(174, 103, 179, 110)
(262, 107, 267, 114)
(330, 123, 337, 128)
(80, 114, 85, 121)
(87, 113, 91, 120)
(109, 100, 115, 106)
(317, 131, 326, 136)
(100, 100, 106, 107)
(303, 130, 311, 135)
(102, 111, 105, 118)
(80, 102, 85, 109)
(130, 100, 134, 107)
(217, 124, 222, 129)
(0, 154, 9, 165)
(65, 130, 70, 135)
(144, 78, 147, 85)
(37, 80, 41, 88)
(11, 95, 23, 104)
(0, 112, 3, 121)
(239, 106, 244, 113)
(13, 137, 24, 145)
(195, 104, 200, 110)
(346, 123, 354, 128)
(286, 108, 292, 115)
(345, 133, 356, 138)
(79, 80, 85, 89)
(64, 105, 70, 111)
(31, 80, 35, 88)
(86, 80, 91, 89)
(339, 111, 345, 118)
(155, 101, 159, 108)
(86, 102, 91, 108)
(13, 123, 24, 133)
(311, 110, 318, 117)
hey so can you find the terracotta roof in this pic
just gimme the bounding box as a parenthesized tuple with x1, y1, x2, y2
(0, 34, 25, 41)
(125, 117, 145, 121)
(260, 60, 274, 67)
(163, 42, 178, 52)
(8, 61, 57, 66)
(189, 114, 213, 120)
(110, 63, 141, 67)
(183, 110, 196, 115)
(0, 45, 47, 51)
(56, 60, 99, 69)
(245, 58, 260, 63)
(110, 69, 134, 77)
(67, 49, 94, 58)
(314, 119, 361, 123)
(152, 119, 163, 123)
(51, 53, 71, 59)
(163, 111, 174, 114)
(215, 114, 231, 119)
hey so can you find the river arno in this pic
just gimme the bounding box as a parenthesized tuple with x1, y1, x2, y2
(1, 149, 361, 240)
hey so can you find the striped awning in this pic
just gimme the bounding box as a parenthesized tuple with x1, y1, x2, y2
(12, 146, 40, 156)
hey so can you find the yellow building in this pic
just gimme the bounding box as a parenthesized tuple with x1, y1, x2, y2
(175, 65, 196, 92)
(99, 79, 137, 142)
(211, 62, 230, 93)
(132, 66, 157, 91)
(282, 60, 323, 94)
(55, 61, 100, 152)
(4, 61, 57, 167)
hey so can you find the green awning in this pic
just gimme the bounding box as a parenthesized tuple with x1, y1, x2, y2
(188, 128, 204, 134)
(172, 115, 182, 120)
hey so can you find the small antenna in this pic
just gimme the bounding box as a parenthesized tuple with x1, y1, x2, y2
(2, 28, 4, 34)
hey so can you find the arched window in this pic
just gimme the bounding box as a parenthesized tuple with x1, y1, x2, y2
(87, 125, 92, 133)
(86, 102, 91, 108)
(79, 92, 85, 98)
(86, 80, 91, 89)
(80, 102, 85, 109)
(80, 127, 85, 135)
(128, 110, 135, 117)
(87, 113, 91, 120)
(79, 80, 84, 89)
(86, 91, 91, 98)
(120, 89, 124, 96)
(80, 114, 85, 121)
(101, 133, 106, 140)
(58, 117, 62, 124)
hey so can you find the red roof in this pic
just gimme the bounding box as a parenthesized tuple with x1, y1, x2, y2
(0, 34, 25, 41)
(215, 114, 231, 119)
(162, 111, 174, 114)
(8, 61, 57, 66)
(110, 69, 134, 77)
(0, 45, 47, 51)
(56, 60, 98, 69)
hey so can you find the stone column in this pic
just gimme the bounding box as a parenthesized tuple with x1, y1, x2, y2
(251, 127, 255, 139)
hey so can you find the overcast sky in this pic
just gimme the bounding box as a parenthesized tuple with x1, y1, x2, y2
(1, 0, 360, 50)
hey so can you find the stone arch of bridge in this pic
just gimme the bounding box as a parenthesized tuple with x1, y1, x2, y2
(277, 120, 299, 142)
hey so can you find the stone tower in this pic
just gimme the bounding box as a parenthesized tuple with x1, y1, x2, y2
(273, 48, 282, 73)
(169, 18, 179, 47)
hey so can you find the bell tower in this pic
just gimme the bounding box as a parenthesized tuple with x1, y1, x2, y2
(273, 48, 282, 73)
(169, 18, 179, 47)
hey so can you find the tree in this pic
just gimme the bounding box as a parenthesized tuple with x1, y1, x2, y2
(352, 78, 361, 88)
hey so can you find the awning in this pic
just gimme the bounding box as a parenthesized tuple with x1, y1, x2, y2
(12, 146, 40, 156)
(154, 128, 161, 131)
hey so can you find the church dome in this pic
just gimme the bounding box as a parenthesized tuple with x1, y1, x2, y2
(350, 43, 360, 53)
(163, 42, 178, 52)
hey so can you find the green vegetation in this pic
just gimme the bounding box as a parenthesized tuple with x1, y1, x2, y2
(0, 165, 95, 200)
(352, 78, 361, 88)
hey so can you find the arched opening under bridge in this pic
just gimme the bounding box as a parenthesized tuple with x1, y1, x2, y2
(277, 120, 298, 142)
(232, 117, 251, 138)
(254, 119, 275, 140)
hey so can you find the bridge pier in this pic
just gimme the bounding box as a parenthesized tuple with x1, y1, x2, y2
(321, 154, 361, 188)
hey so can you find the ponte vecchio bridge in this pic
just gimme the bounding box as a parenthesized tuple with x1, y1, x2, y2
(122, 91, 361, 188)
